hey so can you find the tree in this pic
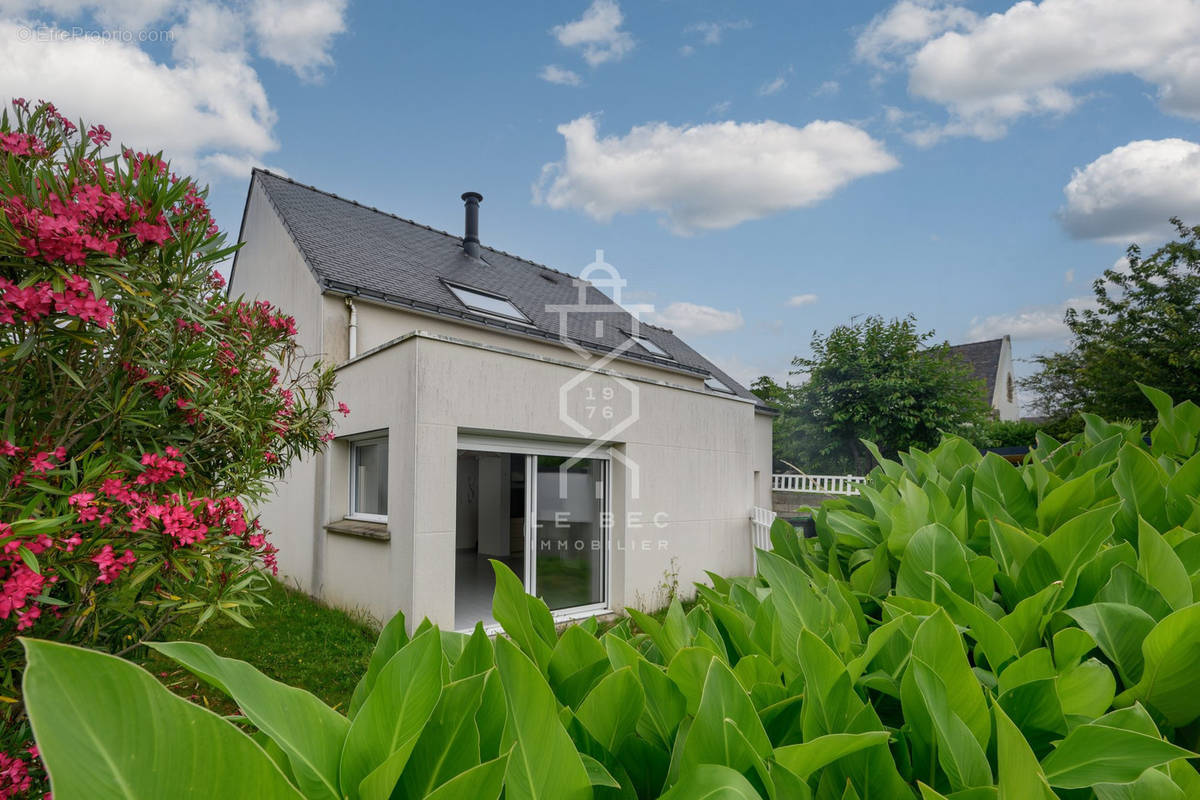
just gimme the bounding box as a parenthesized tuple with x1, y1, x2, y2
(1024, 218, 1200, 421)
(0, 99, 341, 780)
(757, 315, 991, 473)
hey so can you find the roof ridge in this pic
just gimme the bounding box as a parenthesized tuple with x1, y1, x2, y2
(251, 168, 580, 280)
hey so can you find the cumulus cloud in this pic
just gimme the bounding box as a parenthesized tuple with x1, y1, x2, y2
(857, 0, 1200, 141)
(248, 0, 347, 82)
(968, 294, 1097, 341)
(534, 115, 899, 234)
(787, 293, 819, 306)
(0, 1, 346, 183)
(684, 19, 750, 46)
(1059, 138, 1200, 243)
(646, 302, 744, 335)
(552, 0, 634, 67)
(540, 64, 583, 86)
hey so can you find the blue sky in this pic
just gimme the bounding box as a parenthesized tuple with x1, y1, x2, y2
(4, 1, 1200, 400)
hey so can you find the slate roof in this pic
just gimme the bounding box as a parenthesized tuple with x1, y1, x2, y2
(947, 338, 1004, 400)
(235, 169, 766, 409)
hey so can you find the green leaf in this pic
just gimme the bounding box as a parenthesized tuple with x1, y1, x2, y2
(576, 666, 645, 754)
(911, 610, 990, 748)
(975, 452, 1037, 528)
(347, 607, 408, 718)
(994, 703, 1056, 800)
(679, 657, 773, 775)
(494, 636, 592, 800)
(1065, 603, 1155, 687)
(911, 659, 993, 790)
(773, 732, 890, 781)
(1137, 517, 1192, 610)
(421, 753, 508, 800)
(1040, 711, 1195, 789)
(659, 764, 763, 799)
(148, 641, 347, 800)
(22, 639, 304, 799)
(491, 559, 556, 672)
(896, 523, 973, 604)
(580, 753, 621, 788)
(339, 629, 442, 799)
(1120, 603, 1200, 726)
(393, 673, 486, 799)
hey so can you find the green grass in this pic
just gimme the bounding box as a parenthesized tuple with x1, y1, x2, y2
(140, 579, 378, 715)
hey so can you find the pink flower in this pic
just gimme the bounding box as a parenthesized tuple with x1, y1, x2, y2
(28, 451, 55, 475)
(87, 124, 111, 146)
(337, 402, 351, 416)
(92, 545, 136, 583)
(0, 441, 20, 457)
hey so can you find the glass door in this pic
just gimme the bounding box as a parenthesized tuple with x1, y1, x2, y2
(529, 455, 607, 612)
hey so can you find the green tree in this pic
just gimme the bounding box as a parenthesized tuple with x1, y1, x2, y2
(760, 315, 990, 473)
(1024, 218, 1200, 421)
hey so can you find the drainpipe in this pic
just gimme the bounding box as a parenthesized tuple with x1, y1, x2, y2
(345, 297, 358, 359)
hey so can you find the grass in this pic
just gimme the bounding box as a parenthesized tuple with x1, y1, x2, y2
(139, 579, 378, 715)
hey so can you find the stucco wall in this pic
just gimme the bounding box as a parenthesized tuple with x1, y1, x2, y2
(991, 336, 1020, 421)
(226, 183, 326, 592)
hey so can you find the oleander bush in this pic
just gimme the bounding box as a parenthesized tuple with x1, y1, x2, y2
(20, 385, 1200, 798)
(0, 98, 341, 793)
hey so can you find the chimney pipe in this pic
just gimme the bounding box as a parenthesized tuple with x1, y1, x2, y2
(461, 192, 482, 258)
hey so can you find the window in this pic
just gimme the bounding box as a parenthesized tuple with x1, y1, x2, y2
(445, 282, 531, 323)
(629, 333, 671, 358)
(349, 436, 388, 521)
(704, 376, 735, 394)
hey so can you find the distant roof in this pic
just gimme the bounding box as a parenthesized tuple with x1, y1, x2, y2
(235, 169, 765, 409)
(947, 338, 1005, 399)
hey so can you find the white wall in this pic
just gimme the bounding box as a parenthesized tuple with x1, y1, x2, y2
(227, 182, 326, 593)
(992, 335, 1020, 421)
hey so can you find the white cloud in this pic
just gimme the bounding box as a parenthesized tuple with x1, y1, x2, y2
(855, 0, 976, 67)
(646, 302, 744, 335)
(679, 44, 695, 57)
(968, 294, 1097, 341)
(787, 293, 819, 306)
(1064, 268, 1075, 284)
(758, 70, 789, 96)
(813, 80, 840, 97)
(708, 100, 732, 116)
(1059, 138, 1200, 243)
(248, 0, 347, 82)
(0, 2, 346, 183)
(684, 19, 750, 46)
(858, 0, 1200, 141)
(539, 64, 583, 86)
(534, 115, 899, 234)
(552, 0, 634, 67)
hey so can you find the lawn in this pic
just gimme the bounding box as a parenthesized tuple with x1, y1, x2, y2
(140, 579, 378, 715)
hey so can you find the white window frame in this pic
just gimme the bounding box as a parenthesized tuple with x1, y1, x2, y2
(443, 281, 533, 325)
(704, 375, 735, 394)
(347, 433, 389, 523)
(629, 332, 671, 359)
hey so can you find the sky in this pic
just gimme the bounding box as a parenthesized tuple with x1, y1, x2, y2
(3, 0, 1200, 405)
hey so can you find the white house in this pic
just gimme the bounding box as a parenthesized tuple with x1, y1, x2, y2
(947, 336, 1020, 421)
(229, 170, 774, 630)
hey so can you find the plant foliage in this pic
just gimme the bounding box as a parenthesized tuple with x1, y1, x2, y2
(21, 386, 1200, 798)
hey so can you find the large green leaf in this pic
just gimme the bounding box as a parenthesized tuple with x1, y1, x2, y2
(1039, 709, 1195, 789)
(421, 753, 509, 800)
(911, 610, 990, 748)
(339, 629, 443, 799)
(575, 666, 645, 754)
(773, 732, 890, 781)
(491, 559, 556, 672)
(22, 639, 304, 799)
(659, 764, 764, 799)
(148, 641, 348, 800)
(911, 660, 992, 791)
(896, 523, 973, 604)
(974, 453, 1037, 528)
(1120, 603, 1200, 726)
(993, 703, 1056, 800)
(1137, 518, 1192, 610)
(393, 673, 487, 799)
(348, 607, 408, 718)
(1065, 603, 1155, 687)
(679, 657, 773, 775)
(494, 636, 592, 800)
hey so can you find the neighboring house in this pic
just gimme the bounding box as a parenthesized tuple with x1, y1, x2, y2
(948, 336, 1019, 421)
(229, 170, 774, 631)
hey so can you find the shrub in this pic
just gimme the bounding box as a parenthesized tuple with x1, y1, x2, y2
(19, 386, 1200, 798)
(0, 99, 339, 781)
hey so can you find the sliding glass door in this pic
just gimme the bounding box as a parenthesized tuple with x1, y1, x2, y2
(455, 437, 609, 628)
(531, 456, 607, 612)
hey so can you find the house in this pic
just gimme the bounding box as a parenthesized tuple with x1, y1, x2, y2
(228, 170, 774, 630)
(947, 336, 1019, 421)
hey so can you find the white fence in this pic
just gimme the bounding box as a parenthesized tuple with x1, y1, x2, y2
(772, 473, 865, 496)
(750, 506, 776, 570)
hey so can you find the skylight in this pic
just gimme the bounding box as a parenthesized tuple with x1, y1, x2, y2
(630, 333, 670, 358)
(704, 376, 735, 394)
(446, 283, 530, 323)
